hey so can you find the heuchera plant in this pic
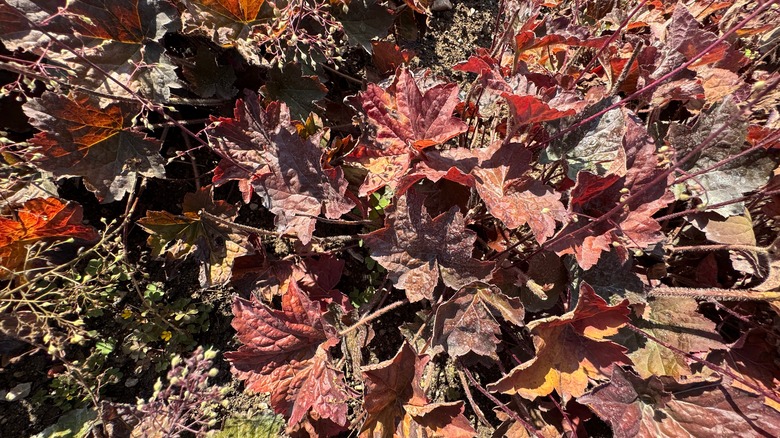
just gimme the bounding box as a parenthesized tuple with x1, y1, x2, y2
(2, 0, 780, 436)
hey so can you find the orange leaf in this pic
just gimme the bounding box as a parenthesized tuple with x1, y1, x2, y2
(0, 198, 98, 278)
(488, 283, 630, 401)
(196, 0, 265, 23)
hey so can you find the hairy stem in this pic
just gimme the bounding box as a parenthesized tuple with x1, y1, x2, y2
(648, 286, 780, 301)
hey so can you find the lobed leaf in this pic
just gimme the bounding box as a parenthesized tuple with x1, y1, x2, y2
(489, 283, 630, 401)
(362, 191, 494, 302)
(24, 92, 165, 203)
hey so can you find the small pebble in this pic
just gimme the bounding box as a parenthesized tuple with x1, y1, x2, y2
(431, 0, 453, 12)
(4, 383, 31, 401)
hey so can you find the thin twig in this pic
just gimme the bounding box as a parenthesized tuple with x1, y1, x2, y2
(339, 299, 409, 337)
(460, 365, 541, 438)
(456, 367, 492, 429)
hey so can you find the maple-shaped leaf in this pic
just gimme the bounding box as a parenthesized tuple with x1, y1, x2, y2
(616, 298, 724, 379)
(347, 67, 468, 195)
(360, 342, 475, 438)
(225, 281, 348, 434)
(362, 191, 495, 302)
(206, 93, 355, 244)
(3, 0, 182, 101)
(548, 113, 673, 269)
(179, 45, 237, 99)
(432, 282, 524, 360)
(472, 143, 567, 244)
(23, 92, 164, 203)
(669, 96, 774, 217)
(488, 283, 630, 401)
(0, 198, 98, 278)
(581, 367, 780, 438)
(136, 185, 251, 287)
(261, 63, 328, 121)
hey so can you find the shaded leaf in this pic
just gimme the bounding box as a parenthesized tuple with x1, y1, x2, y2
(225, 281, 347, 433)
(261, 63, 327, 121)
(362, 191, 494, 302)
(180, 45, 238, 99)
(136, 185, 250, 287)
(713, 328, 780, 411)
(339, 0, 394, 52)
(580, 250, 645, 305)
(0, 198, 98, 278)
(24, 92, 164, 202)
(206, 93, 355, 244)
(432, 282, 524, 360)
(488, 283, 630, 401)
(371, 41, 415, 75)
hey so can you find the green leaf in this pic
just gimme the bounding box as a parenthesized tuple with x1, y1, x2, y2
(261, 62, 327, 121)
(338, 0, 394, 52)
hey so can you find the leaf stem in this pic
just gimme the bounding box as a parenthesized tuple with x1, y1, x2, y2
(459, 364, 541, 438)
(338, 299, 408, 337)
(648, 286, 780, 301)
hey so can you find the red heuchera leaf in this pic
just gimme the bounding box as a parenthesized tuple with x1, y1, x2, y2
(432, 282, 525, 360)
(225, 280, 348, 434)
(548, 114, 673, 269)
(395, 147, 480, 195)
(360, 342, 475, 438)
(488, 283, 630, 401)
(0, 198, 98, 278)
(362, 191, 495, 302)
(502, 94, 576, 127)
(581, 367, 780, 438)
(23, 92, 165, 203)
(665, 3, 746, 71)
(347, 67, 468, 195)
(472, 143, 567, 244)
(206, 92, 355, 244)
